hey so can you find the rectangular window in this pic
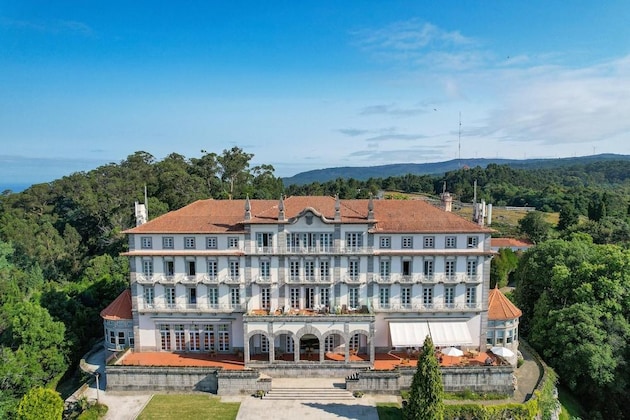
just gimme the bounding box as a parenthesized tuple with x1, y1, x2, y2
(320, 260, 330, 281)
(423, 236, 435, 248)
(260, 260, 270, 280)
(143, 287, 154, 307)
(184, 237, 196, 249)
(261, 287, 270, 309)
(286, 233, 300, 251)
(445, 236, 457, 248)
(301, 233, 316, 249)
(207, 259, 218, 279)
(346, 232, 363, 250)
(402, 236, 413, 248)
(349, 287, 360, 308)
(230, 287, 240, 308)
(445, 260, 455, 279)
(304, 260, 315, 280)
(188, 287, 197, 306)
(142, 260, 153, 277)
(118, 331, 125, 346)
(379, 259, 390, 280)
(109, 330, 115, 344)
(305, 287, 315, 309)
(260, 335, 269, 353)
(141, 236, 152, 249)
(423, 259, 434, 277)
(467, 259, 478, 277)
(402, 260, 411, 276)
(164, 260, 174, 277)
(319, 233, 333, 251)
(444, 286, 455, 306)
(423, 287, 433, 306)
(228, 237, 239, 248)
(401, 287, 411, 307)
(160, 324, 171, 350)
(174, 324, 185, 351)
(379, 287, 390, 308)
(290, 260, 300, 281)
(162, 237, 174, 249)
(165, 287, 176, 308)
(290, 287, 300, 308)
(256, 232, 273, 250)
(466, 286, 477, 306)
(229, 260, 240, 279)
(189, 325, 201, 351)
(187, 260, 196, 276)
(320, 288, 330, 307)
(206, 236, 217, 249)
(204, 325, 215, 351)
(208, 287, 218, 307)
(467, 236, 478, 248)
(380, 236, 391, 248)
(348, 260, 359, 279)
(218, 324, 230, 352)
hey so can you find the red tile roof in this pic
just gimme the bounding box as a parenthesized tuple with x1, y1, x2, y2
(488, 286, 522, 320)
(491, 238, 533, 249)
(100, 289, 132, 321)
(123, 196, 492, 234)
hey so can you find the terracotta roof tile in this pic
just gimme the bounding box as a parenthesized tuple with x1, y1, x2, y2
(488, 287, 522, 320)
(124, 196, 492, 234)
(491, 238, 533, 249)
(100, 289, 132, 321)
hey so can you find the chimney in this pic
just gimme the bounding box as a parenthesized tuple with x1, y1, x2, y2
(134, 202, 147, 226)
(440, 182, 453, 212)
(334, 195, 341, 221)
(278, 195, 286, 221)
(244, 196, 251, 221)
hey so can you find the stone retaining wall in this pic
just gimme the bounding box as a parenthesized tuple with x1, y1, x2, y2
(255, 363, 368, 378)
(346, 365, 514, 395)
(106, 366, 270, 395)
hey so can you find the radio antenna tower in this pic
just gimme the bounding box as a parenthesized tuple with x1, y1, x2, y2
(458, 112, 462, 167)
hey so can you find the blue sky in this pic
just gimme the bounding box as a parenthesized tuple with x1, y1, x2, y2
(2, 1, 630, 184)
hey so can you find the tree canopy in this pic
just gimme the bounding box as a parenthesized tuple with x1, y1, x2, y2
(404, 335, 444, 420)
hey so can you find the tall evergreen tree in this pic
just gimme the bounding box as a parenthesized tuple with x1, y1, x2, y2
(404, 335, 444, 420)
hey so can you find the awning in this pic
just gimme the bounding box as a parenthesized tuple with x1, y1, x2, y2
(389, 322, 431, 347)
(427, 322, 473, 347)
(389, 321, 474, 347)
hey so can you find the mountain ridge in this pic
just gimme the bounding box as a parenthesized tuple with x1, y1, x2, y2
(282, 154, 630, 185)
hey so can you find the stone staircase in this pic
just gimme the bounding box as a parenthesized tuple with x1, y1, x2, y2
(263, 386, 355, 400)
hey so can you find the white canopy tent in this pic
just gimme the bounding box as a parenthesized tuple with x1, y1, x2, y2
(389, 321, 474, 348)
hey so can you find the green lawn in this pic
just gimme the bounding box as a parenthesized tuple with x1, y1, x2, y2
(557, 386, 586, 420)
(137, 395, 240, 420)
(376, 402, 402, 420)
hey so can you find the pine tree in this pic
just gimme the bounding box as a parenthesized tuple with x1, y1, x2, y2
(404, 335, 444, 420)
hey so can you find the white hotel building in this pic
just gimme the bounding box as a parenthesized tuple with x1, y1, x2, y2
(122, 195, 494, 367)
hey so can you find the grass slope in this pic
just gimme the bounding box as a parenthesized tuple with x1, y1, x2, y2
(137, 395, 240, 420)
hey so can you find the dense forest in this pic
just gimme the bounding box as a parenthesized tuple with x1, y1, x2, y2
(0, 148, 629, 417)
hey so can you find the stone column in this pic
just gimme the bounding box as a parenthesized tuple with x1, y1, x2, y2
(244, 334, 250, 365)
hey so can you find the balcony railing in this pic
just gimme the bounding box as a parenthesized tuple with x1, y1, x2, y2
(371, 301, 483, 312)
(247, 245, 376, 255)
(284, 275, 333, 284)
(137, 301, 246, 312)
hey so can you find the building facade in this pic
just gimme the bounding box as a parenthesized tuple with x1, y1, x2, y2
(121, 195, 494, 367)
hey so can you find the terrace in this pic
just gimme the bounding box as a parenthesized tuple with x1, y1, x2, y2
(117, 348, 503, 371)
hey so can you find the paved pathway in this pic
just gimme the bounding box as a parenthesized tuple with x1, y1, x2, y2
(229, 378, 399, 420)
(67, 344, 153, 420)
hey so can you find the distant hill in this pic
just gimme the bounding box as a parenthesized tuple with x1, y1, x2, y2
(282, 154, 630, 185)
